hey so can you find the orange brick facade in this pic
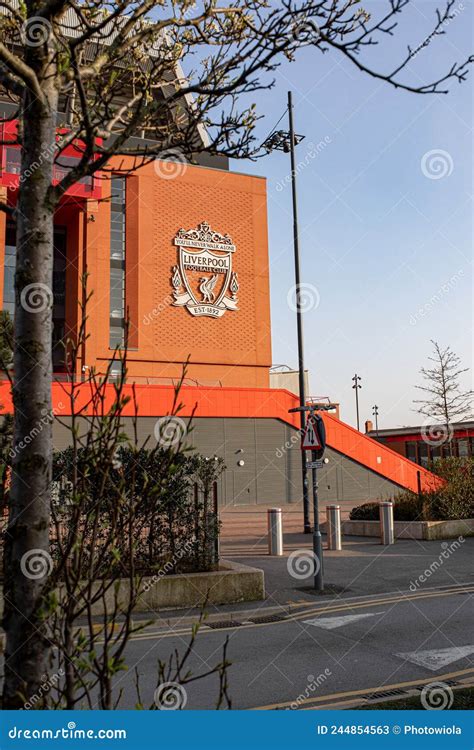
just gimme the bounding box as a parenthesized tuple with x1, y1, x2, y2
(0, 160, 272, 387)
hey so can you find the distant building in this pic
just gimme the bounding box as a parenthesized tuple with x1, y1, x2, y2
(366, 421, 474, 467)
(269, 366, 310, 398)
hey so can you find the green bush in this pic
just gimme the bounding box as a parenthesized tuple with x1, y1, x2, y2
(349, 458, 474, 522)
(51, 446, 226, 576)
(424, 457, 474, 520)
(349, 494, 424, 522)
(349, 502, 379, 521)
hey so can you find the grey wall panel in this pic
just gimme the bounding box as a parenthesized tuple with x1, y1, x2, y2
(51, 417, 402, 509)
(285, 439, 401, 509)
(231, 470, 257, 505)
(285, 425, 304, 504)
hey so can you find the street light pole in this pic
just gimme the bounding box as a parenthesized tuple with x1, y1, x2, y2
(352, 373, 362, 431)
(287, 91, 310, 534)
(263, 95, 309, 533)
(372, 404, 379, 436)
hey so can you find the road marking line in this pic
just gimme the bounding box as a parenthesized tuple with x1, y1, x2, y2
(396, 644, 474, 671)
(303, 611, 385, 629)
(253, 666, 474, 710)
(104, 586, 474, 643)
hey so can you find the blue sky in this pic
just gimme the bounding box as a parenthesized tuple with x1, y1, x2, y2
(230, 0, 473, 429)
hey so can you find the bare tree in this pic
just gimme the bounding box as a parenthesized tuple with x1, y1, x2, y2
(414, 340, 473, 452)
(0, 0, 471, 707)
(9, 316, 231, 710)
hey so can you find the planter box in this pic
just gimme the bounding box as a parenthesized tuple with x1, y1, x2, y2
(0, 560, 265, 618)
(132, 559, 265, 611)
(336, 518, 474, 541)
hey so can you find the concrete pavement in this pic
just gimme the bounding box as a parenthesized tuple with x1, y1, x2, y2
(224, 534, 474, 604)
(111, 583, 474, 709)
(103, 535, 474, 710)
(147, 534, 474, 625)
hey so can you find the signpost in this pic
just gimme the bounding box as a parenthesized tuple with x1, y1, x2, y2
(307, 459, 325, 469)
(290, 405, 328, 591)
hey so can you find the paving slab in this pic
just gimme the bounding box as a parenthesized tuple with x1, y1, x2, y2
(153, 534, 474, 625)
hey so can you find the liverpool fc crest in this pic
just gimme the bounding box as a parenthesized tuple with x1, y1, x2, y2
(171, 221, 239, 318)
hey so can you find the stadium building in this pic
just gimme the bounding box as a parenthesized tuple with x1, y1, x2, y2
(0, 34, 438, 520)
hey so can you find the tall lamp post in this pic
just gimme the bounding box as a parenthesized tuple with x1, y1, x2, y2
(372, 404, 379, 436)
(264, 91, 310, 533)
(352, 373, 362, 431)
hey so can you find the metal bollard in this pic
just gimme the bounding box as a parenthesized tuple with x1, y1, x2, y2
(379, 501, 395, 545)
(267, 507, 283, 556)
(326, 505, 342, 550)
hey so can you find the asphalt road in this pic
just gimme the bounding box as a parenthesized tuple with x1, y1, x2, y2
(109, 583, 474, 710)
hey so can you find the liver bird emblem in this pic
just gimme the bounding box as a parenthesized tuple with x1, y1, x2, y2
(199, 274, 218, 303)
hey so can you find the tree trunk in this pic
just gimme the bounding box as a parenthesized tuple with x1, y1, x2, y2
(2, 44, 57, 707)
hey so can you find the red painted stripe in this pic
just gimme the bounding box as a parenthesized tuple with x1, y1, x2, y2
(320, 412, 442, 493)
(0, 381, 441, 493)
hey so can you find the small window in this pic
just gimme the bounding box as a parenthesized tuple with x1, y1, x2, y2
(109, 177, 126, 348)
(458, 439, 469, 457)
(418, 442, 429, 468)
(405, 442, 417, 462)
